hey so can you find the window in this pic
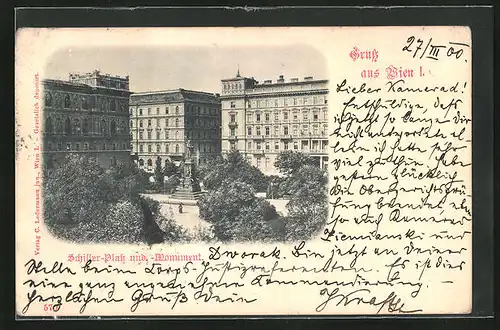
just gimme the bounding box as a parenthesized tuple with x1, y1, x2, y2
(139, 144, 143, 152)
(283, 112, 288, 120)
(256, 158, 261, 168)
(283, 126, 289, 135)
(148, 119, 152, 127)
(139, 159, 144, 166)
(230, 128, 235, 136)
(247, 127, 252, 136)
(112, 143, 117, 150)
(256, 142, 261, 150)
(156, 131, 161, 139)
(230, 114, 236, 122)
(64, 94, 70, 108)
(303, 112, 309, 120)
(82, 97, 89, 110)
(265, 157, 270, 168)
(139, 108, 143, 115)
(265, 142, 270, 150)
(284, 141, 289, 150)
(139, 131, 143, 139)
(175, 144, 179, 153)
(313, 111, 319, 120)
(147, 108, 151, 115)
(293, 126, 298, 136)
(325, 98, 328, 104)
(130, 120, 133, 128)
(148, 144, 152, 153)
(110, 120, 116, 135)
(157, 108, 160, 115)
(265, 113, 270, 122)
(45, 92, 53, 107)
(230, 142, 236, 150)
(175, 131, 179, 139)
(139, 120, 143, 128)
(274, 126, 279, 136)
(110, 100, 116, 112)
(166, 107, 169, 114)
(274, 112, 279, 121)
(247, 113, 252, 122)
(147, 159, 153, 167)
(274, 142, 279, 150)
(256, 113, 261, 122)
(313, 125, 319, 136)
(265, 126, 270, 136)
(248, 142, 252, 150)
(175, 118, 179, 127)
(274, 99, 279, 107)
(323, 110, 328, 120)
(156, 118, 161, 127)
(175, 106, 179, 114)
(75, 143, 80, 151)
(294, 142, 299, 150)
(66, 143, 71, 151)
(293, 111, 298, 120)
(157, 144, 161, 152)
(256, 126, 261, 136)
(147, 131, 152, 139)
(303, 97, 308, 105)
(165, 130, 169, 139)
(247, 101, 252, 108)
(57, 143, 62, 151)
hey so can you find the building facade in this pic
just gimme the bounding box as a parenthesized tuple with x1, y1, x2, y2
(220, 73, 329, 175)
(42, 70, 132, 169)
(129, 89, 221, 172)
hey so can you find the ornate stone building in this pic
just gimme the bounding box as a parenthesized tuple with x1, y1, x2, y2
(220, 73, 329, 175)
(42, 70, 132, 168)
(129, 89, 221, 172)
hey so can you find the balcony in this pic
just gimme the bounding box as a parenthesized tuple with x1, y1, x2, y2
(280, 135, 293, 141)
(228, 121, 238, 128)
(253, 135, 264, 140)
(228, 135, 238, 141)
(252, 149, 265, 155)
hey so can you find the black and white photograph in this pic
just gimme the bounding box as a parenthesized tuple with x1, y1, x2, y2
(40, 44, 329, 245)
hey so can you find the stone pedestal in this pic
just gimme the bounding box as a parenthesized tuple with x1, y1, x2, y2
(171, 159, 203, 200)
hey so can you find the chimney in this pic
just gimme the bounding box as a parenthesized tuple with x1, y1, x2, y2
(304, 76, 313, 81)
(263, 80, 272, 84)
(290, 78, 299, 82)
(277, 75, 285, 83)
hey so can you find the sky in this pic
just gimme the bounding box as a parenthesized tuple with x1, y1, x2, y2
(44, 45, 327, 94)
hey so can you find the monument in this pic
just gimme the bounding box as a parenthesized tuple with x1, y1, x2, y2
(171, 140, 203, 200)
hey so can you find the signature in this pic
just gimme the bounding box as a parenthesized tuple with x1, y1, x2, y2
(316, 287, 422, 314)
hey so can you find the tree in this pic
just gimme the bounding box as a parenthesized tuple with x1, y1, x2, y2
(43, 154, 189, 244)
(197, 179, 281, 242)
(284, 165, 328, 241)
(163, 159, 178, 178)
(154, 156, 163, 190)
(274, 151, 316, 176)
(200, 150, 268, 192)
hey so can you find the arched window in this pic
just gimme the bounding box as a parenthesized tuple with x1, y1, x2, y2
(175, 106, 179, 115)
(101, 119, 107, 135)
(64, 94, 70, 108)
(110, 120, 117, 135)
(175, 131, 179, 139)
(119, 120, 125, 134)
(73, 119, 81, 135)
(82, 118, 89, 135)
(175, 144, 179, 153)
(175, 118, 179, 127)
(139, 159, 144, 166)
(147, 159, 153, 167)
(156, 144, 161, 153)
(82, 97, 89, 109)
(130, 120, 133, 128)
(45, 117, 53, 134)
(64, 118, 72, 135)
(112, 143, 117, 150)
(45, 92, 52, 107)
(110, 100, 116, 111)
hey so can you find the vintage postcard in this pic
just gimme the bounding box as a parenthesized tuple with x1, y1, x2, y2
(15, 26, 472, 317)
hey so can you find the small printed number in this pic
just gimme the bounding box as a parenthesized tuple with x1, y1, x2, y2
(43, 304, 60, 312)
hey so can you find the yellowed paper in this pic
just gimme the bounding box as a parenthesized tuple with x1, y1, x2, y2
(15, 26, 472, 317)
